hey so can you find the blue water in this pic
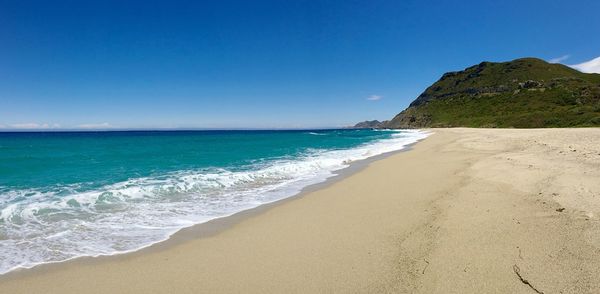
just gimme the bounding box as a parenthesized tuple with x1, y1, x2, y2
(0, 129, 428, 274)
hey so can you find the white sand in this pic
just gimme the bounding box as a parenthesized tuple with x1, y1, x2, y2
(1, 128, 599, 293)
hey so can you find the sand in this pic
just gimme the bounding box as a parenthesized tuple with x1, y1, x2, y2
(1, 128, 599, 293)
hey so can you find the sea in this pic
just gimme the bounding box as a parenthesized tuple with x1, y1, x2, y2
(0, 129, 428, 274)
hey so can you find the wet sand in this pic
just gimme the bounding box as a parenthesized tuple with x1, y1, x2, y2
(1, 128, 599, 293)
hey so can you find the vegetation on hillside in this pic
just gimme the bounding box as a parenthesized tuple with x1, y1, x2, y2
(384, 58, 600, 128)
(353, 120, 385, 129)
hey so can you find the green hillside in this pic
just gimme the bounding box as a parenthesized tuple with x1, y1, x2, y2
(385, 58, 600, 128)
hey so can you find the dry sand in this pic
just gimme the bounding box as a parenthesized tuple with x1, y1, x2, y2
(1, 128, 599, 293)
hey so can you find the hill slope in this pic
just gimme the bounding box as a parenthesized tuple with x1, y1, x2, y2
(384, 58, 600, 128)
(353, 120, 386, 128)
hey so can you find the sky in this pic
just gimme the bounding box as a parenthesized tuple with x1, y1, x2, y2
(1, 0, 599, 130)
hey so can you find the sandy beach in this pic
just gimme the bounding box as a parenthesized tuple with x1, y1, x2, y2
(1, 128, 599, 293)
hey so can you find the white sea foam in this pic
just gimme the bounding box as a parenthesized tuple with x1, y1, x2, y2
(0, 130, 429, 274)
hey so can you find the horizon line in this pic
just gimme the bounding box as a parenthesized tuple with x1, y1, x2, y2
(0, 127, 362, 133)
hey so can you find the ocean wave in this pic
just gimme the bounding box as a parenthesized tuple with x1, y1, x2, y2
(0, 130, 429, 274)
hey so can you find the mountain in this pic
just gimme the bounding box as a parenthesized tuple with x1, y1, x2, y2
(384, 58, 600, 128)
(353, 120, 386, 128)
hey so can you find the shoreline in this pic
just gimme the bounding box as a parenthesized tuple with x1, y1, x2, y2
(2, 128, 599, 293)
(0, 132, 428, 279)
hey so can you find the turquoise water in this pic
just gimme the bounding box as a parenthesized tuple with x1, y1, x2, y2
(0, 129, 428, 274)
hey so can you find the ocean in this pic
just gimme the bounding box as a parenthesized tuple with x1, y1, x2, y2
(0, 129, 428, 274)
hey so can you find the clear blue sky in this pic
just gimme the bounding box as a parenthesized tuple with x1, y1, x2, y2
(1, 0, 599, 129)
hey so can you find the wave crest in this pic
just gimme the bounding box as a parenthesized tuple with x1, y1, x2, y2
(0, 130, 429, 274)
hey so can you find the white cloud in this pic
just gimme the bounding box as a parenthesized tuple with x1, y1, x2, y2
(548, 54, 570, 63)
(569, 56, 600, 73)
(9, 123, 53, 129)
(10, 123, 41, 129)
(367, 94, 382, 101)
(4, 123, 61, 130)
(76, 122, 112, 129)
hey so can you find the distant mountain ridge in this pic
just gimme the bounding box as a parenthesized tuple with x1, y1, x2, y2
(378, 58, 600, 128)
(353, 120, 386, 129)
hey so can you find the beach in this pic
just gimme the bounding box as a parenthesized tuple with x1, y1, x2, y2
(1, 128, 599, 293)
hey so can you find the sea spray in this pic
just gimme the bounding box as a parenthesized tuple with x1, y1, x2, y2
(0, 129, 428, 274)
